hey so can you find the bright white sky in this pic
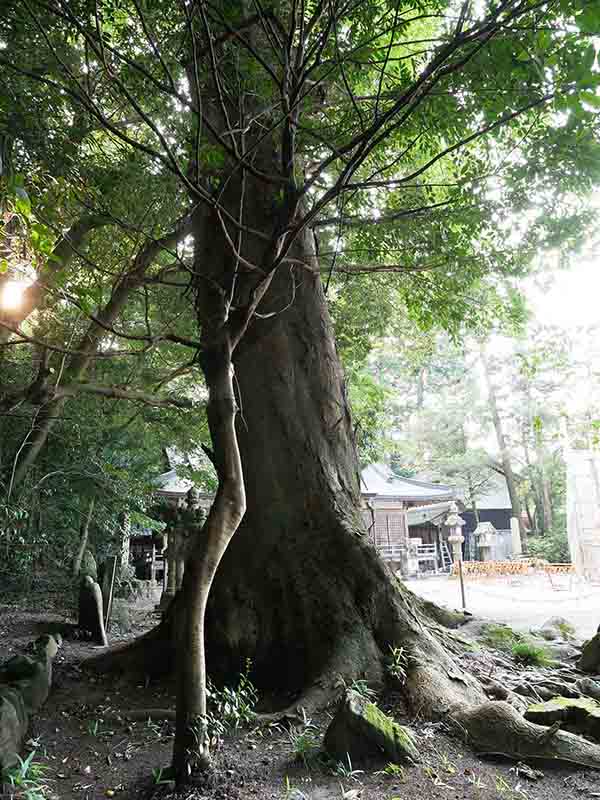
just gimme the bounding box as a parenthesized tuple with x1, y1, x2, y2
(526, 254, 600, 330)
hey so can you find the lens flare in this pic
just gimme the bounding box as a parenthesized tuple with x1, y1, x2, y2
(0, 281, 27, 311)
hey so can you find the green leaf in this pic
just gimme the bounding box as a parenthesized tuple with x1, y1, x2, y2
(576, 6, 600, 34)
(0, 259, 8, 273)
(580, 90, 600, 109)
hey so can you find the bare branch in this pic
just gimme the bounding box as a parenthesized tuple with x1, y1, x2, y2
(56, 382, 196, 409)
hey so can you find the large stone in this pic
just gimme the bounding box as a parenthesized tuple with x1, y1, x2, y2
(78, 575, 108, 646)
(537, 617, 576, 642)
(577, 677, 600, 701)
(99, 556, 118, 628)
(579, 633, 600, 673)
(0, 687, 28, 769)
(525, 696, 600, 741)
(0, 654, 51, 713)
(0, 635, 60, 770)
(323, 690, 420, 765)
(81, 549, 98, 581)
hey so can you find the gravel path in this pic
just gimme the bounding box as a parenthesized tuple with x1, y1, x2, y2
(405, 573, 600, 638)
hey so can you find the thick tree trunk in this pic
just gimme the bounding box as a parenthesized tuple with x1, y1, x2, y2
(89, 231, 483, 710)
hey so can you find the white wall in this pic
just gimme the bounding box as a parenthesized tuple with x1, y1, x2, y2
(567, 450, 600, 581)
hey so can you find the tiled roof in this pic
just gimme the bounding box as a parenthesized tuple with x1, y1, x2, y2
(360, 463, 455, 502)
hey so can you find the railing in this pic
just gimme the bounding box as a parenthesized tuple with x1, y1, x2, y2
(414, 544, 437, 561)
(378, 543, 439, 564)
(378, 544, 405, 561)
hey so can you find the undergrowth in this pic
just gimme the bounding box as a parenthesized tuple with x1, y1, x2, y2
(511, 641, 553, 667)
(481, 624, 552, 666)
(205, 659, 258, 743)
(1, 751, 51, 800)
(481, 624, 519, 651)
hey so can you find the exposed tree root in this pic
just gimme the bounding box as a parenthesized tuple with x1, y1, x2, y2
(84, 564, 600, 772)
(104, 709, 176, 723)
(453, 700, 600, 768)
(84, 618, 174, 678)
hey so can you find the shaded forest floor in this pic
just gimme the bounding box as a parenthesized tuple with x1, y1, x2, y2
(1, 596, 600, 800)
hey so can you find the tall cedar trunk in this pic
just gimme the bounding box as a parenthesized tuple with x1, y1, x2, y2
(480, 347, 526, 550)
(525, 384, 553, 535)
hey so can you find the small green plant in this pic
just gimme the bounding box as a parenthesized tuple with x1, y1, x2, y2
(288, 720, 320, 767)
(2, 751, 50, 800)
(511, 640, 552, 667)
(331, 754, 364, 782)
(422, 764, 451, 788)
(556, 621, 576, 640)
(495, 773, 512, 795)
(387, 646, 410, 684)
(206, 659, 258, 733)
(283, 775, 298, 798)
(86, 718, 100, 737)
(377, 762, 406, 779)
(151, 766, 172, 785)
(481, 624, 520, 652)
(438, 751, 456, 775)
(337, 676, 377, 700)
(466, 771, 487, 789)
(145, 718, 164, 738)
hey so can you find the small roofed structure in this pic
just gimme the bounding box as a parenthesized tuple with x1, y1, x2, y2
(360, 463, 456, 575)
(154, 447, 214, 509)
(154, 467, 213, 508)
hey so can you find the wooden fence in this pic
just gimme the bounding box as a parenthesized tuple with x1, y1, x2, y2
(451, 559, 575, 579)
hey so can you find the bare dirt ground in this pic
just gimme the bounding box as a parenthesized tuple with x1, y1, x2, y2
(405, 574, 600, 639)
(1, 596, 600, 800)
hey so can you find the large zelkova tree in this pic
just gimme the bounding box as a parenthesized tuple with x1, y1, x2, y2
(2, 0, 600, 783)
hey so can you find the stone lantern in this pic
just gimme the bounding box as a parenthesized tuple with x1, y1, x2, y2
(473, 521, 497, 562)
(445, 501, 467, 611)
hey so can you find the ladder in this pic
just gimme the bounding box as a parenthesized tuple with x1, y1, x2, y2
(440, 541, 453, 572)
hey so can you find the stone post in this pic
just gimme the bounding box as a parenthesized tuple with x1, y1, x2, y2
(150, 542, 157, 583)
(119, 513, 131, 571)
(446, 502, 467, 611)
(175, 528, 186, 590)
(510, 516, 522, 558)
(166, 528, 178, 597)
(474, 521, 497, 562)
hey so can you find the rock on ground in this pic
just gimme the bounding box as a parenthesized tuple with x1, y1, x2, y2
(0, 634, 61, 768)
(323, 689, 420, 765)
(579, 632, 600, 674)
